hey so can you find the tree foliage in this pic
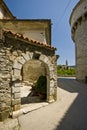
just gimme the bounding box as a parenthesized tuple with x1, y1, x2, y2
(36, 75, 47, 94)
(57, 65, 76, 76)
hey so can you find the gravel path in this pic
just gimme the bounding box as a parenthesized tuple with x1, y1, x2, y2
(18, 77, 87, 130)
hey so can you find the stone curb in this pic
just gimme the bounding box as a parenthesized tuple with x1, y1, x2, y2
(12, 102, 49, 118)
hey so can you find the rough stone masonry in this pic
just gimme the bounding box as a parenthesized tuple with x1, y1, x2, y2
(0, 30, 58, 122)
(0, 1, 58, 129)
(70, 0, 87, 83)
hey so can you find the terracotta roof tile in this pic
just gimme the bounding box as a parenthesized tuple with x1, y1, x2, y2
(3, 29, 57, 51)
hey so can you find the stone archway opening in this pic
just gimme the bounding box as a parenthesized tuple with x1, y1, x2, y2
(20, 59, 49, 107)
(0, 29, 58, 120)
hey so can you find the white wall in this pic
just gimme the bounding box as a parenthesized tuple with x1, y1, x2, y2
(24, 30, 46, 44)
(0, 8, 3, 19)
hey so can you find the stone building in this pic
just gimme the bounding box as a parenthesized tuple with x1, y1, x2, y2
(70, 0, 87, 83)
(0, 0, 58, 121)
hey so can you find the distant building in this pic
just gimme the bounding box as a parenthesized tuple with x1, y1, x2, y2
(70, 0, 87, 83)
(65, 59, 68, 66)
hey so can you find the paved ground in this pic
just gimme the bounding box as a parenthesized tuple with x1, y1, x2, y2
(18, 77, 87, 130)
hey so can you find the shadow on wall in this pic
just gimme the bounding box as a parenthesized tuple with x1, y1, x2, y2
(20, 80, 47, 105)
(20, 60, 48, 105)
(55, 78, 87, 130)
(21, 85, 41, 104)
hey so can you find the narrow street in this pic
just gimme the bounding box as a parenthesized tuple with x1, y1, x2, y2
(18, 77, 87, 130)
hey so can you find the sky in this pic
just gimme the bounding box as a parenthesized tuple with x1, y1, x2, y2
(5, 0, 79, 65)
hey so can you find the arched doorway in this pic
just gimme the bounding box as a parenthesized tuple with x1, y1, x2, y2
(20, 59, 49, 107)
(11, 52, 57, 112)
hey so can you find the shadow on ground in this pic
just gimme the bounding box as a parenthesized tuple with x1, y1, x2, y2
(55, 77, 87, 130)
(21, 87, 46, 105)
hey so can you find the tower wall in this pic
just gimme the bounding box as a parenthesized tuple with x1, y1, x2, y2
(70, 0, 87, 83)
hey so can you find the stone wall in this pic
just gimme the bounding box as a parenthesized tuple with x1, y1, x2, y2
(70, 0, 87, 82)
(70, 0, 87, 28)
(0, 32, 58, 121)
(0, 40, 12, 121)
(75, 20, 87, 82)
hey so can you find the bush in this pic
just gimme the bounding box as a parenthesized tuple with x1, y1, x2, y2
(57, 67, 76, 77)
(36, 75, 47, 94)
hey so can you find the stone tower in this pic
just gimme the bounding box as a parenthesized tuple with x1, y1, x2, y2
(70, 0, 87, 83)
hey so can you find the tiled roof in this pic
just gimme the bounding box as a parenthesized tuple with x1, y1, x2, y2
(3, 29, 57, 51)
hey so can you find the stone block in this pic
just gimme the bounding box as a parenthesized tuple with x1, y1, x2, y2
(18, 57, 26, 65)
(44, 57, 49, 63)
(22, 53, 30, 61)
(12, 87, 20, 93)
(13, 69, 21, 76)
(50, 74, 54, 80)
(9, 55, 16, 62)
(12, 110, 23, 118)
(14, 87, 20, 93)
(47, 95, 55, 103)
(29, 52, 33, 59)
(14, 93, 20, 99)
(0, 109, 9, 121)
(13, 104, 20, 111)
(12, 51, 18, 56)
(49, 66, 54, 71)
(39, 55, 49, 63)
(12, 99, 21, 106)
(12, 75, 22, 81)
(13, 61, 22, 70)
(14, 83, 21, 87)
(39, 54, 45, 61)
(50, 80, 54, 88)
(50, 87, 54, 95)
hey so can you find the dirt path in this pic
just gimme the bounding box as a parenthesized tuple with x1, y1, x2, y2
(18, 77, 87, 130)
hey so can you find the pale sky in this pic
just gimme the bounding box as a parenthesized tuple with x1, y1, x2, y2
(5, 0, 79, 65)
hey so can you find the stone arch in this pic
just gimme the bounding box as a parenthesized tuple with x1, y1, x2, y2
(11, 52, 55, 111)
(21, 59, 50, 104)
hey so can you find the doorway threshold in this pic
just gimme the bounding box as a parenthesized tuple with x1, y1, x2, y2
(12, 102, 48, 119)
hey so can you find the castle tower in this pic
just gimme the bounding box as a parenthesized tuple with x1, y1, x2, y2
(70, 0, 87, 83)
